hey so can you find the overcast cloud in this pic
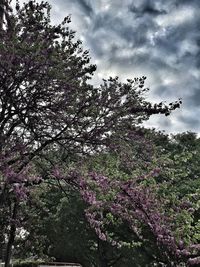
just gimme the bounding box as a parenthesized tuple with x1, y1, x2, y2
(18, 0, 200, 134)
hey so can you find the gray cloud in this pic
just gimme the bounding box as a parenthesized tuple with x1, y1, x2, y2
(75, 0, 93, 17)
(188, 86, 200, 106)
(128, 1, 167, 17)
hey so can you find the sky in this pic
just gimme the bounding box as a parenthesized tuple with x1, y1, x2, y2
(17, 0, 200, 134)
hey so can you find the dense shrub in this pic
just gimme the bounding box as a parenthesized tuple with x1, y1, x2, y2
(13, 260, 45, 267)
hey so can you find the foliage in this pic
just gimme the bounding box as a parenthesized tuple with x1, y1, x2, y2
(12, 131, 200, 266)
(0, 0, 183, 266)
(13, 260, 45, 267)
(50, 131, 200, 266)
(0, 0, 179, 210)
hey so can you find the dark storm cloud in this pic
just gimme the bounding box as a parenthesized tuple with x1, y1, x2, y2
(75, 0, 93, 17)
(195, 37, 200, 69)
(86, 13, 156, 59)
(171, 108, 200, 134)
(19, 0, 200, 133)
(179, 114, 200, 128)
(174, 0, 200, 8)
(128, 1, 167, 17)
(50, 0, 93, 17)
(188, 86, 200, 106)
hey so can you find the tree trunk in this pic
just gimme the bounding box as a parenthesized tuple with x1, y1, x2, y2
(0, 0, 5, 29)
(97, 240, 109, 267)
(0, 0, 12, 32)
(99, 259, 109, 267)
(4, 201, 18, 267)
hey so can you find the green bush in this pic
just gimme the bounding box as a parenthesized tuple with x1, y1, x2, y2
(13, 260, 45, 267)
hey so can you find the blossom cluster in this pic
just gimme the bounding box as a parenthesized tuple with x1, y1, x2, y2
(53, 169, 200, 266)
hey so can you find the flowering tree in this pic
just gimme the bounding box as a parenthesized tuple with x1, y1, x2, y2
(52, 167, 200, 266)
(56, 133, 200, 267)
(50, 129, 200, 266)
(11, 132, 200, 267)
(0, 0, 181, 265)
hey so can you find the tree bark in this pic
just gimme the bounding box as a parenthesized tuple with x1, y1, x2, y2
(4, 201, 18, 267)
(0, 0, 5, 30)
(0, 0, 12, 32)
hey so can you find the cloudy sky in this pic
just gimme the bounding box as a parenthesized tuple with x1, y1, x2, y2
(18, 0, 200, 134)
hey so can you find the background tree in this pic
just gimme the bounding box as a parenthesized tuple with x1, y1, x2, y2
(11, 130, 200, 266)
(73, 131, 200, 266)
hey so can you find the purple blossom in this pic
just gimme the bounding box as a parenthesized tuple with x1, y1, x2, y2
(52, 166, 64, 180)
(13, 183, 28, 200)
(188, 257, 200, 266)
(81, 190, 97, 205)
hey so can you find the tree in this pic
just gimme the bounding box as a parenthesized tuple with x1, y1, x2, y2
(64, 131, 200, 266)
(12, 144, 159, 267)
(10, 130, 200, 266)
(0, 1, 180, 265)
(14, 132, 158, 266)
